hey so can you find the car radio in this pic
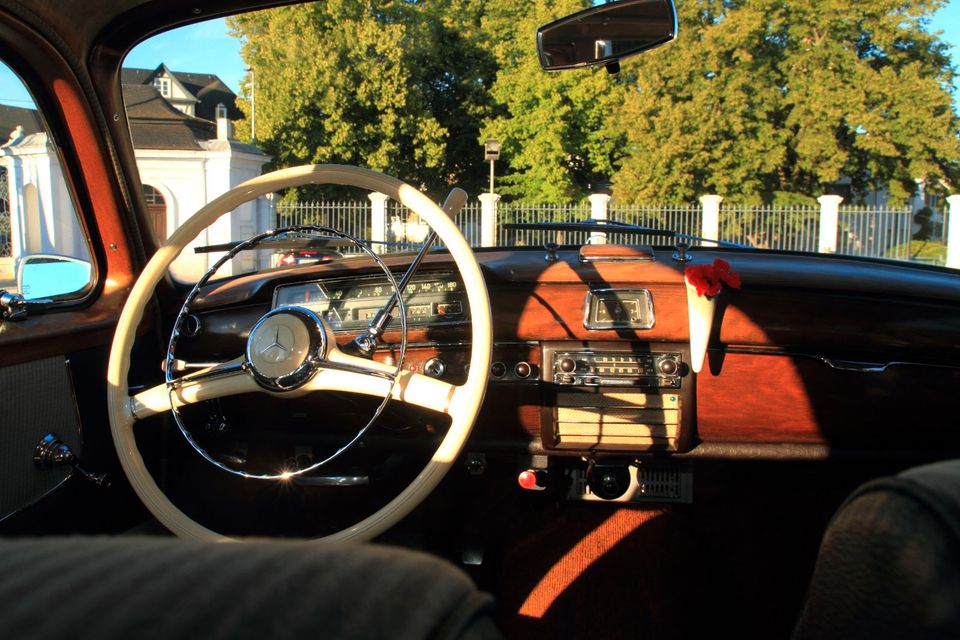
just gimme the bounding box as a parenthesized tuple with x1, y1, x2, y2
(541, 342, 692, 453)
(549, 350, 682, 388)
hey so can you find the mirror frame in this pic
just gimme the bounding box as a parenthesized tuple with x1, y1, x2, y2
(16, 254, 94, 301)
(537, 0, 678, 72)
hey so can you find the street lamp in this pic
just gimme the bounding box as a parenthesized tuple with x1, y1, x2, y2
(245, 66, 256, 145)
(483, 138, 501, 195)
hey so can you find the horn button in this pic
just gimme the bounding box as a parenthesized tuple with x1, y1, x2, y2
(245, 307, 327, 391)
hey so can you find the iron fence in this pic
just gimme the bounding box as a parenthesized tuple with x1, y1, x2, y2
(276, 200, 372, 254)
(719, 204, 821, 252)
(838, 205, 917, 262)
(0, 167, 10, 258)
(273, 198, 930, 264)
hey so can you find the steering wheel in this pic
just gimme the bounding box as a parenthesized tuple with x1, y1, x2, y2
(107, 165, 493, 542)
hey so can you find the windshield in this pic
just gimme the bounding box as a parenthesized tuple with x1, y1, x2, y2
(119, 0, 960, 280)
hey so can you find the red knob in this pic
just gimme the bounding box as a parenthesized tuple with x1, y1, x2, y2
(518, 469, 546, 491)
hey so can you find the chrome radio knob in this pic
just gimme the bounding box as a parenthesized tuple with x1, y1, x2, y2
(514, 361, 532, 379)
(658, 357, 678, 375)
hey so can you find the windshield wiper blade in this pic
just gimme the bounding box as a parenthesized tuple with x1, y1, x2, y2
(194, 236, 354, 254)
(502, 220, 749, 249)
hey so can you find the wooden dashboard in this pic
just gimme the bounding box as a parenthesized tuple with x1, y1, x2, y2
(177, 246, 960, 459)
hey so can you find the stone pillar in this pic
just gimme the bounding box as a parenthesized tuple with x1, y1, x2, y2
(699, 195, 722, 247)
(478, 192, 499, 247)
(368, 192, 389, 253)
(946, 195, 960, 269)
(588, 193, 611, 244)
(817, 195, 843, 254)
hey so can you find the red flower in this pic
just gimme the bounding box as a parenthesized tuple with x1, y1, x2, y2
(684, 259, 741, 298)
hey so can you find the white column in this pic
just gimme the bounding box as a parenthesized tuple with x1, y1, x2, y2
(368, 192, 389, 253)
(946, 195, 960, 269)
(699, 195, 722, 246)
(817, 195, 843, 254)
(588, 193, 611, 244)
(478, 193, 499, 247)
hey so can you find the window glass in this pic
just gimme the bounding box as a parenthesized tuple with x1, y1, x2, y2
(0, 60, 94, 301)
(122, 3, 960, 279)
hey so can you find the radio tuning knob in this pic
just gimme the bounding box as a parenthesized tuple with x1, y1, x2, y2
(559, 357, 576, 373)
(658, 358, 678, 375)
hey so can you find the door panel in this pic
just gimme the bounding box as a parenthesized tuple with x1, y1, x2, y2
(0, 356, 81, 521)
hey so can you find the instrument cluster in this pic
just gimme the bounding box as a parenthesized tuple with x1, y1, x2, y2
(272, 272, 468, 331)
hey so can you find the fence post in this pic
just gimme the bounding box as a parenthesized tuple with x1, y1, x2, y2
(946, 195, 960, 269)
(699, 195, 722, 246)
(478, 192, 499, 247)
(587, 193, 611, 244)
(368, 192, 388, 253)
(817, 195, 843, 254)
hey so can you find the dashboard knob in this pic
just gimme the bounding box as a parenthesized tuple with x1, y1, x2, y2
(490, 362, 506, 378)
(658, 358, 678, 375)
(423, 357, 446, 378)
(559, 357, 577, 373)
(588, 465, 630, 500)
(514, 361, 532, 379)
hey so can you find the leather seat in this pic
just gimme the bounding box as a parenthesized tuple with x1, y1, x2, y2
(0, 537, 501, 640)
(793, 459, 960, 640)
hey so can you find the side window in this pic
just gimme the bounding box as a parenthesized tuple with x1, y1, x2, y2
(0, 60, 94, 301)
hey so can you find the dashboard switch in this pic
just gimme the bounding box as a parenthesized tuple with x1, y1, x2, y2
(518, 469, 547, 491)
(423, 357, 446, 378)
(515, 361, 533, 379)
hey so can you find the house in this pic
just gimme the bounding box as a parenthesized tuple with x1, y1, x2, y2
(1, 64, 271, 283)
(121, 64, 243, 122)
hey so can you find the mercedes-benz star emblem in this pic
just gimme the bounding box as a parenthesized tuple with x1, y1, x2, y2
(259, 326, 293, 363)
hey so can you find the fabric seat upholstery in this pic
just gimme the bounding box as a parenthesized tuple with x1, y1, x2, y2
(793, 459, 960, 640)
(0, 536, 501, 640)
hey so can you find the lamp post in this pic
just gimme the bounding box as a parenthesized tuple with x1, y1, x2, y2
(483, 138, 501, 195)
(245, 66, 256, 144)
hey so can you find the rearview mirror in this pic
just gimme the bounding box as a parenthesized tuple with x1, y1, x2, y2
(537, 0, 677, 72)
(17, 255, 93, 301)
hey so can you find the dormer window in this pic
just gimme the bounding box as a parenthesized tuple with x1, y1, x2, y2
(153, 76, 171, 98)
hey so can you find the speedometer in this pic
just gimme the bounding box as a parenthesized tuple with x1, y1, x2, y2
(272, 273, 468, 331)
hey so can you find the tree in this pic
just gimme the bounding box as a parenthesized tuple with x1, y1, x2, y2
(228, 0, 498, 200)
(612, 0, 960, 205)
(479, 0, 626, 202)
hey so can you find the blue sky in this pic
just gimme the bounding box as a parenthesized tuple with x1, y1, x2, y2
(1, 4, 959, 110)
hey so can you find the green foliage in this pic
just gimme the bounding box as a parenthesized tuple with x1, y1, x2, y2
(228, 0, 960, 205)
(913, 206, 934, 240)
(479, 0, 625, 202)
(228, 1, 498, 200)
(611, 0, 960, 205)
(885, 239, 947, 262)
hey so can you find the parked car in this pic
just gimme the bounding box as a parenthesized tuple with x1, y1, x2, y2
(0, 1, 958, 639)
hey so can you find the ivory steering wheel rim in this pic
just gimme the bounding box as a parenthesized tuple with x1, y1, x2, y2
(107, 165, 493, 542)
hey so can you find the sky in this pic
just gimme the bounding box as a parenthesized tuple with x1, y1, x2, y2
(0, 3, 958, 110)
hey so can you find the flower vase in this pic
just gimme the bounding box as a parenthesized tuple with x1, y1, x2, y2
(685, 277, 717, 374)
